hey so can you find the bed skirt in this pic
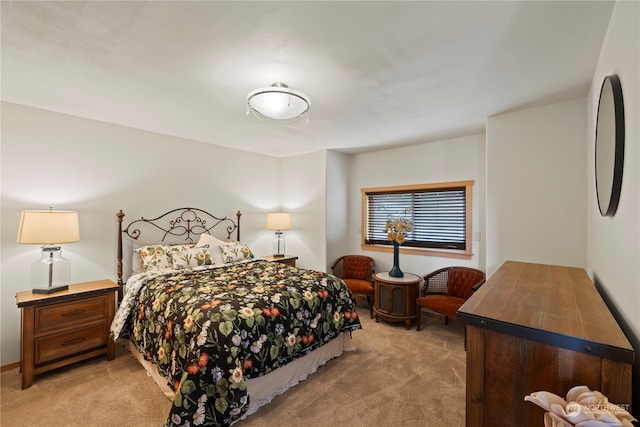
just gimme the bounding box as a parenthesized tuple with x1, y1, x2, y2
(123, 333, 354, 423)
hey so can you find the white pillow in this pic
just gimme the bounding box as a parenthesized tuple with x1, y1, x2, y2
(196, 234, 227, 247)
(196, 234, 232, 265)
(172, 246, 213, 269)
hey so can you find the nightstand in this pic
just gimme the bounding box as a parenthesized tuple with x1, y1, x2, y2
(262, 255, 298, 267)
(373, 272, 421, 330)
(15, 279, 119, 389)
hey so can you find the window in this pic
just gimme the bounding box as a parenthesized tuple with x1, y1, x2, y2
(361, 181, 473, 259)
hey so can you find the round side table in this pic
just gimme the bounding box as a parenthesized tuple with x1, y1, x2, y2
(373, 272, 421, 330)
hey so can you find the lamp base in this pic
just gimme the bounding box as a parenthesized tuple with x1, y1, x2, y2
(32, 284, 69, 294)
(273, 231, 285, 257)
(31, 246, 71, 294)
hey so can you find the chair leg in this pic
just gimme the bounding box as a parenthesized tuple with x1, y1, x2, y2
(416, 307, 422, 331)
(444, 315, 449, 325)
(367, 295, 374, 319)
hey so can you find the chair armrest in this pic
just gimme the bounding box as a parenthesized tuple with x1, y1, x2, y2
(422, 267, 450, 296)
(330, 257, 344, 277)
(471, 280, 485, 292)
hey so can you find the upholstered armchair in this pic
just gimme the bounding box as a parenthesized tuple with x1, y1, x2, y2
(331, 255, 375, 319)
(416, 266, 485, 331)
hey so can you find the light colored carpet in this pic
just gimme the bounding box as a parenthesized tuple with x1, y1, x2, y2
(1, 306, 466, 427)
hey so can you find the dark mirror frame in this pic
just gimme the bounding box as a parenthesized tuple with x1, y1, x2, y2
(595, 74, 625, 217)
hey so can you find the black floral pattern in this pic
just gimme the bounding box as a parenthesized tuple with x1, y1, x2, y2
(121, 260, 362, 426)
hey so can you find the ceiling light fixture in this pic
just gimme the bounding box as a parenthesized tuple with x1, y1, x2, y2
(246, 82, 311, 125)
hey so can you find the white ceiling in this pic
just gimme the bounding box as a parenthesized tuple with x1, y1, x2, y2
(1, 1, 614, 158)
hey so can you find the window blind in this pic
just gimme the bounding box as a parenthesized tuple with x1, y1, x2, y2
(365, 187, 466, 250)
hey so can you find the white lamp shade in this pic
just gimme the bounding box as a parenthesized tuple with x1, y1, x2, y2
(17, 210, 80, 244)
(266, 212, 292, 231)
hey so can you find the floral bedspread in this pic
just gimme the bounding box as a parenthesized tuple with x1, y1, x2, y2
(110, 260, 362, 427)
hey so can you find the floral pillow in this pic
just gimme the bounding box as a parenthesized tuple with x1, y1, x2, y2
(220, 243, 254, 263)
(196, 234, 233, 265)
(168, 244, 196, 256)
(135, 245, 172, 271)
(172, 246, 213, 269)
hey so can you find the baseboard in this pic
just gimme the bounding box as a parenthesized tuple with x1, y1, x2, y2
(1, 361, 20, 372)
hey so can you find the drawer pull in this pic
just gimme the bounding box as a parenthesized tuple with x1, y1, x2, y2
(61, 309, 86, 317)
(61, 338, 85, 346)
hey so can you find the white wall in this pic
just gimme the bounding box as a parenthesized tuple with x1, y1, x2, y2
(0, 102, 282, 364)
(325, 150, 350, 271)
(486, 98, 587, 277)
(348, 134, 486, 277)
(586, 0, 639, 410)
(280, 151, 327, 272)
(587, 0, 639, 336)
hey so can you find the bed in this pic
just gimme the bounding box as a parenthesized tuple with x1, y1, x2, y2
(109, 208, 362, 427)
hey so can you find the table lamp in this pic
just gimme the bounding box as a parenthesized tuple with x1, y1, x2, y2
(266, 212, 291, 257)
(17, 209, 80, 294)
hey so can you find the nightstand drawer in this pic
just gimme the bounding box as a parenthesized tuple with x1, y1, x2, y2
(35, 295, 108, 334)
(34, 324, 107, 365)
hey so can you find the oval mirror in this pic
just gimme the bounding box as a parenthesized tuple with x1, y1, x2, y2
(595, 74, 625, 216)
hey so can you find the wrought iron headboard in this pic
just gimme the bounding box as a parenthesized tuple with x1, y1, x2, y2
(116, 207, 241, 301)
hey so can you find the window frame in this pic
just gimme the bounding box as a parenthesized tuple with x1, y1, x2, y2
(361, 180, 473, 260)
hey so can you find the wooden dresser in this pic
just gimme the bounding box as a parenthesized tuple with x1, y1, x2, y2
(458, 261, 634, 426)
(16, 280, 119, 389)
